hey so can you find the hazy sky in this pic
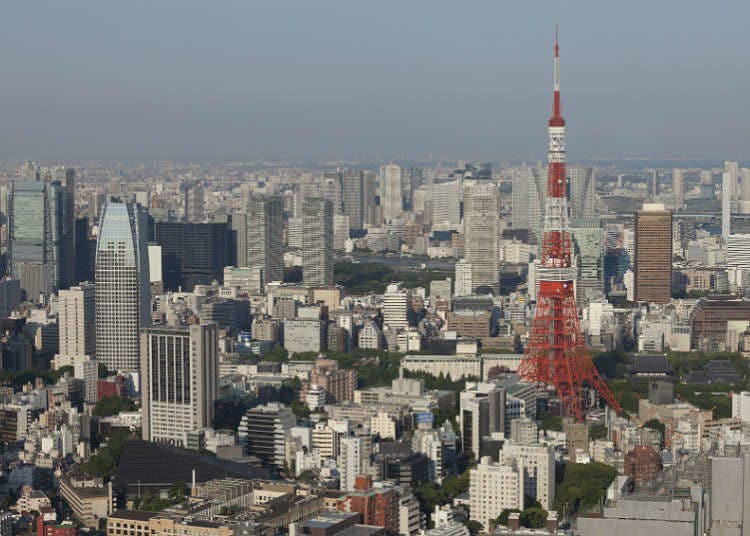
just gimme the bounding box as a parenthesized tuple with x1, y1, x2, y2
(1, 1, 748, 163)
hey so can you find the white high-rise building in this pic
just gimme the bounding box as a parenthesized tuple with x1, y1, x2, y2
(454, 260, 472, 297)
(383, 282, 409, 330)
(381, 164, 403, 224)
(463, 184, 500, 294)
(95, 201, 151, 374)
(431, 180, 461, 230)
(672, 168, 684, 206)
(500, 442, 555, 510)
(723, 172, 733, 240)
(726, 234, 750, 272)
(55, 283, 96, 369)
(302, 197, 334, 286)
(412, 429, 444, 482)
(569, 166, 597, 220)
(74, 359, 98, 404)
(732, 391, 750, 423)
(339, 435, 371, 491)
(141, 322, 218, 447)
(333, 214, 350, 250)
(469, 456, 523, 530)
(246, 195, 284, 283)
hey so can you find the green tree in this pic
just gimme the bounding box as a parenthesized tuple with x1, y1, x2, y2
(520, 507, 548, 528)
(496, 509, 522, 527)
(555, 462, 617, 514)
(93, 395, 136, 417)
(643, 418, 665, 440)
(464, 520, 483, 536)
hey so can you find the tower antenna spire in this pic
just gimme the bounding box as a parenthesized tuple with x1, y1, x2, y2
(518, 28, 621, 421)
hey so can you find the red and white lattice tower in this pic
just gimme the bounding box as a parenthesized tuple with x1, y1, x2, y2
(517, 30, 621, 421)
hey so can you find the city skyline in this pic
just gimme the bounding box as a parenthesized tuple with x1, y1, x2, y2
(1, 2, 749, 162)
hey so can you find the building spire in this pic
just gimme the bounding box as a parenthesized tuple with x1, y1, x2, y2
(553, 25, 561, 120)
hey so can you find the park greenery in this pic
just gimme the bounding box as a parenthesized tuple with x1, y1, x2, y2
(133, 482, 188, 511)
(415, 466, 472, 516)
(334, 261, 453, 295)
(81, 430, 130, 481)
(92, 395, 136, 417)
(0, 366, 74, 388)
(554, 462, 617, 514)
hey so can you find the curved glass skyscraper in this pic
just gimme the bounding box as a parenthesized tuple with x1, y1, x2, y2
(95, 201, 150, 374)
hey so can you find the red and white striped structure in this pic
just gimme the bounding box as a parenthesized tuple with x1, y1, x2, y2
(518, 31, 620, 421)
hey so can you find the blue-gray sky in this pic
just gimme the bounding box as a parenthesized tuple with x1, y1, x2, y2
(1, 1, 748, 163)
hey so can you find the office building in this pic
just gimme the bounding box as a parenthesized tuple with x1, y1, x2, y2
(239, 402, 296, 467)
(463, 184, 500, 294)
(469, 456, 523, 530)
(342, 170, 365, 230)
(8, 169, 73, 301)
(336, 476, 398, 534)
(74, 359, 98, 404)
(690, 295, 750, 350)
(726, 234, 750, 274)
(55, 283, 96, 369)
(95, 201, 151, 374)
(454, 260, 472, 297)
(322, 172, 343, 213)
(141, 323, 218, 447)
(577, 498, 698, 536)
(570, 219, 604, 304)
(710, 452, 750, 536)
(303, 198, 334, 287)
(383, 283, 409, 330)
(381, 164, 403, 224)
(283, 319, 325, 354)
(184, 183, 205, 223)
(154, 222, 230, 291)
(723, 171, 733, 240)
(672, 168, 684, 207)
(431, 180, 461, 230)
(459, 382, 506, 458)
(634, 203, 672, 304)
(339, 436, 372, 491)
(732, 391, 750, 423)
(569, 166, 596, 220)
(500, 442, 555, 510)
(246, 195, 284, 283)
(512, 167, 547, 244)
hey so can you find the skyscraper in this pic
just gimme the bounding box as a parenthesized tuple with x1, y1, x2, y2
(570, 220, 604, 305)
(322, 172, 343, 214)
(568, 166, 596, 220)
(8, 164, 75, 300)
(383, 282, 409, 330)
(184, 183, 205, 223)
(634, 203, 673, 304)
(463, 183, 500, 294)
(723, 171, 733, 240)
(431, 179, 461, 230)
(246, 195, 284, 283)
(454, 259, 473, 297)
(141, 322, 218, 446)
(380, 164, 403, 224)
(512, 167, 548, 245)
(672, 168, 684, 207)
(155, 222, 230, 291)
(55, 283, 96, 369)
(341, 170, 364, 231)
(302, 197, 334, 286)
(95, 201, 151, 374)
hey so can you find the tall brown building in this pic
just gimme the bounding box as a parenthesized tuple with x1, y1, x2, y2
(635, 203, 672, 304)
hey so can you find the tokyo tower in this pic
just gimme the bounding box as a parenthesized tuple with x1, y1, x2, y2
(517, 31, 621, 421)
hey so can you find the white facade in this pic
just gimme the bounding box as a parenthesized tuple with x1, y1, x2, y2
(454, 259, 472, 297)
(95, 202, 151, 374)
(55, 283, 96, 368)
(383, 282, 409, 330)
(431, 180, 461, 230)
(463, 183, 500, 293)
(371, 411, 397, 440)
(74, 359, 99, 404)
(412, 429, 444, 482)
(302, 197, 334, 287)
(358, 322, 382, 350)
(732, 391, 750, 423)
(469, 456, 523, 530)
(339, 435, 371, 491)
(500, 442, 555, 510)
(381, 164, 403, 223)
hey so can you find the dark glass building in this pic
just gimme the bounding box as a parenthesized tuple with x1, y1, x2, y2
(155, 222, 231, 291)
